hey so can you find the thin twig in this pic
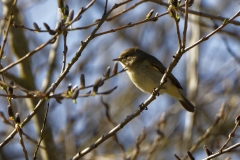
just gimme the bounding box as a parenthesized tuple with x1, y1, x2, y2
(53, 1, 130, 91)
(61, 31, 68, 73)
(130, 128, 146, 160)
(101, 97, 116, 126)
(104, 0, 108, 15)
(101, 97, 126, 159)
(10, 20, 96, 32)
(0, 0, 96, 74)
(182, 0, 189, 48)
(175, 154, 182, 160)
(33, 102, 50, 159)
(0, 31, 58, 74)
(0, 111, 53, 151)
(222, 37, 240, 64)
(217, 115, 240, 152)
(18, 128, 29, 160)
(0, 0, 18, 61)
(112, 135, 126, 160)
(174, 18, 182, 49)
(147, 114, 165, 160)
(0, 69, 124, 99)
(151, 0, 240, 26)
(107, 0, 144, 21)
(203, 143, 240, 160)
(41, 34, 60, 91)
(15, 113, 29, 160)
(0, 0, 97, 149)
(95, 12, 167, 37)
(146, 136, 161, 160)
(184, 11, 240, 53)
(70, 9, 240, 160)
(182, 103, 225, 160)
(0, 0, 19, 108)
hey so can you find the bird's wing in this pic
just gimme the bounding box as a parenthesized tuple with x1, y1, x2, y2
(147, 55, 183, 90)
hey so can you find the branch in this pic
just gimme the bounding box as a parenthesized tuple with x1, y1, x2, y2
(151, 0, 240, 26)
(95, 12, 167, 37)
(33, 102, 50, 159)
(202, 143, 240, 160)
(0, 0, 18, 61)
(182, 103, 225, 160)
(0, 0, 98, 149)
(0, 0, 96, 74)
(69, 6, 240, 160)
(184, 10, 240, 53)
(182, 0, 189, 48)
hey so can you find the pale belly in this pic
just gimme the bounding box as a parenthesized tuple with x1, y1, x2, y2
(126, 66, 182, 99)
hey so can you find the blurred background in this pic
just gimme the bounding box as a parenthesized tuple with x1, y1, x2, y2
(0, 0, 240, 159)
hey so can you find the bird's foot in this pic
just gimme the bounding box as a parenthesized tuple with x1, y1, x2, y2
(139, 103, 148, 110)
(152, 88, 160, 96)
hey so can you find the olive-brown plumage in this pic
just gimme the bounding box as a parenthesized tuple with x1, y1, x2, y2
(113, 47, 195, 112)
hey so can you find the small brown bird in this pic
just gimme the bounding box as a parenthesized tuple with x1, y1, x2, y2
(113, 47, 195, 112)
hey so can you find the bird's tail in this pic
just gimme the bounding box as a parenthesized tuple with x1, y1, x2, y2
(178, 94, 195, 112)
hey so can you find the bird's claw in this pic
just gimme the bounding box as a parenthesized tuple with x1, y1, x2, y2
(152, 88, 159, 96)
(139, 103, 148, 110)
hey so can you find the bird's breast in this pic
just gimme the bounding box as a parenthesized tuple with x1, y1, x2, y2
(126, 65, 164, 93)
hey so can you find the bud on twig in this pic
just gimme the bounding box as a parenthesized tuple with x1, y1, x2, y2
(235, 114, 240, 126)
(112, 62, 118, 75)
(48, 30, 56, 35)
(93, 78, 102, 95)
(0, 78, 6, 90)
(64, 4, 69, 17)
(80, 74, 85, 89)
(146, 9, 154, 19)
(187, 151, 194, 160)
(68, 10, 74, 22)
(43, 22, 56, 35)
(76, 15, 82, 21)
(71, 85, 78, 93)
(72, 87, 79, 104)
(8, 80, 14, 95)
(203, 145, 213, 156)
(99, 79, 104, 87)
(174, 154, 181, 160)
(43, 22, 51, 31)
(168, 0, 180, 7)
(33, 22, 40, 31)
(15, 113, 20, 124)
(168, 6, 180, 22)
(7, 105, 14, 120)
(103, 66, 111, 78)
(15, 113, 22, 132)
(67, 83, 72, 96)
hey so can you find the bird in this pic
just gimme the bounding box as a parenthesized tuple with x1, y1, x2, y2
(113, 47, 195, 112)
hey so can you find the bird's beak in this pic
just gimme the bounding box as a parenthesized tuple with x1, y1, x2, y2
(112, 57, 121, 61)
